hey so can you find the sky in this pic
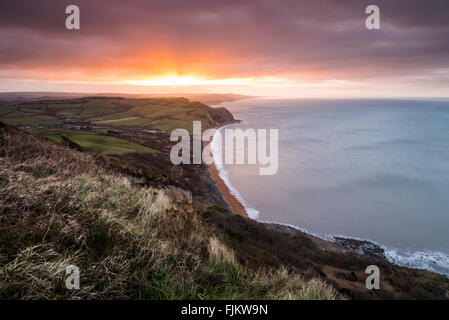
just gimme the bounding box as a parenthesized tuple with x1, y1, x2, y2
(1, 0, 449, 98)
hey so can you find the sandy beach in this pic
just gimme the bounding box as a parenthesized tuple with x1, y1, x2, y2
(205, 126, 248, 218)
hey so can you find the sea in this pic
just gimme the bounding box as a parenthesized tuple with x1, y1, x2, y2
(210, 98, 449, 276)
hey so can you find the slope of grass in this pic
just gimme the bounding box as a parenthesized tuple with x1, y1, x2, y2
(2, 116, 62, 126)
(0, 97, 224, 132)
(107, 117, 153, 126)
(0, 123, 343, 300)
(0, 105, 18, 116)
(34, 129, 158, 155)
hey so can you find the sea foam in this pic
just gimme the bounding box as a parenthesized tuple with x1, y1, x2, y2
(209, 99, 449, 277)
(210, 125, 260, 219)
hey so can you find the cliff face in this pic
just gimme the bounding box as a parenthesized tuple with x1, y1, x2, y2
(205, 107, 239, 128)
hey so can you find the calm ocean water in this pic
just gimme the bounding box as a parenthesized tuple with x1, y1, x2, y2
(211, 98, 449, 275)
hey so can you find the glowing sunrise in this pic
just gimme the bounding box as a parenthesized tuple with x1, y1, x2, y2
(1, 0, 449, 304)
(1, 0, 448, 97)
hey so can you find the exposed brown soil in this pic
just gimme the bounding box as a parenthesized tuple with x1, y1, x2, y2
(207, 159, 247, 218)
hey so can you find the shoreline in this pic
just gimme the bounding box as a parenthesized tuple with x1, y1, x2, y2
(204, 120, 449, 277)
(204, 104, 449, 277)
(205, 124, 248, 218)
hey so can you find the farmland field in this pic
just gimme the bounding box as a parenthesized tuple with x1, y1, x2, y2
(0, 97, 213, 131)
(0, 96, 234, 156)
(34, 129, 158, 155)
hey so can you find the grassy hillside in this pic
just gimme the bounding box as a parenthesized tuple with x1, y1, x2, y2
(0, 123, 341, 299)
(0, 97, 233, 132)
(34, 129, 158, 155)
(0, 97, 236, 157)
(0, 92, 251, 106)
(2, 98, 447, 300)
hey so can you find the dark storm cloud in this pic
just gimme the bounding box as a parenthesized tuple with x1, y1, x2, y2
(0, 0, 448, 80)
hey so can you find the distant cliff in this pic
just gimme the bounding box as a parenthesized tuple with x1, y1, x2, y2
(206, 107, 239, 128)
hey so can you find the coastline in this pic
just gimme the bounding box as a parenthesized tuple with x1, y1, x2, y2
(3, 118, 449, 298)
(205, 124, 248, 218)
(204, 106, 449, 277)
(206, 145, 449, 276)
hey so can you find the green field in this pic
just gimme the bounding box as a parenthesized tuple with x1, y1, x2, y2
(0, 105, 17, 116)
(107, 117, 153, 126)
(0, 97, 223, 156)
(34, 129, 158, 155)
(0, 97, 211, 131)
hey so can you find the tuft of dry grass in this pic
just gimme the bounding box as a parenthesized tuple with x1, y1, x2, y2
(208, 236, 238, 267)
(0, 123, 344, 300)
